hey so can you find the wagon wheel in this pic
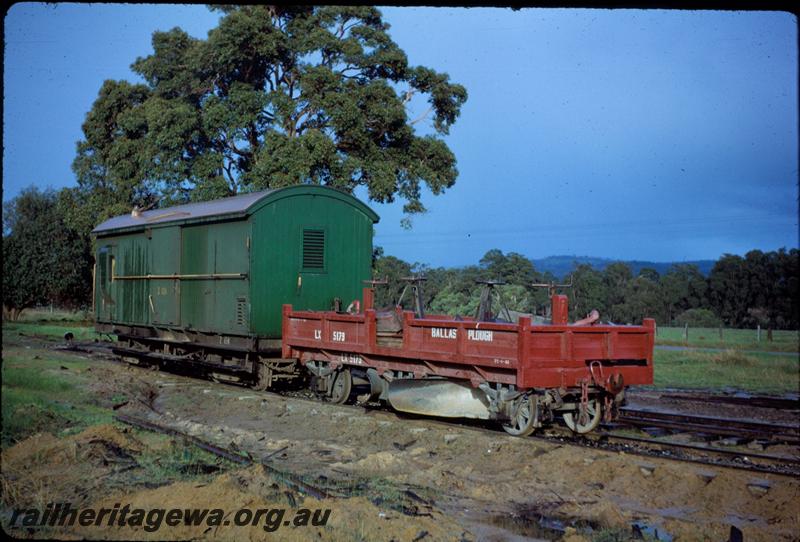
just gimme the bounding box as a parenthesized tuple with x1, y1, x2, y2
(563, 397, 603, 434)
(329, 368, 352, 404)
(502, 394, 538, 437)
(253, 362, 272, 391)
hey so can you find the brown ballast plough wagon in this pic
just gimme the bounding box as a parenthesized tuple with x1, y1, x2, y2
(282, 287, 655, 436)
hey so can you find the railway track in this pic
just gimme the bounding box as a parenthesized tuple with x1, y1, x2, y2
(615, 408, 800, 445)
(587, 431, 800, 476)
(56, 340, 800, 478)
(657, 392, 800, 411)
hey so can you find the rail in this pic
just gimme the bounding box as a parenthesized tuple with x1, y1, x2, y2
(617, 408, 800, 445)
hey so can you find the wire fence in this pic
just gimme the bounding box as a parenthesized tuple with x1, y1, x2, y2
(656, 326, 799, 353)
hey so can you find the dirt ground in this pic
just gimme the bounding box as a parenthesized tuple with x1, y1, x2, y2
(2, 338, 799, 541)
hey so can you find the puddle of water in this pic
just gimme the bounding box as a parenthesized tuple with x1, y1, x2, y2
(483, 510, 675, 542)
(486, 512, 573, 539)
(481, 508, 604, 540)
(632, 521, 673, 542)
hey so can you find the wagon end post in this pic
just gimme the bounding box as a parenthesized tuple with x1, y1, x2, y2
(516, 315, 531, 388)
(643, 318, 656, 350)
(281, 304, 293, 359)
(551, 294, 569, 325)
(362, 287, 374, 312)
(363, 288, 377, 350)
(642, 318, 656, 381)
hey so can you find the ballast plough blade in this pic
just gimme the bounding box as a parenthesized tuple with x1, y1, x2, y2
(387, 379, 492, 419)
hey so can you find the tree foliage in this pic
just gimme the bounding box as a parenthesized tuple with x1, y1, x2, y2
(372, 254, 414, 309)
(374, 249, 557, 319)
(674, 308, 722, 328)
(2, 188, 93, 319)
(610, 275, 664, 325)
(708, 249, 799, 328)
(660, 264, 708, 323)
(373, 248, 799, 329)
(72, 5, 467, 233)
(567, 264, 607, 320)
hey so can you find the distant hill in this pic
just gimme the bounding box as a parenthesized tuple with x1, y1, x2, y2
(530, 255, 716, 279)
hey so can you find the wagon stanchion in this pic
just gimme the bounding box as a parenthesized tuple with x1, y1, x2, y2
(396, 276, 427, 319)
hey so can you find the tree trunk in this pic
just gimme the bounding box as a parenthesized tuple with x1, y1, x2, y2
(3, 305, 24, 321)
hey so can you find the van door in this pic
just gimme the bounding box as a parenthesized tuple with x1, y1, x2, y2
(96, 245, 116, 322)
(149, 228, 180, 326)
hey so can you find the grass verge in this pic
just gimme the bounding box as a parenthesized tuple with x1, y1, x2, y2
(129, 430, 238, 486)
(653, 349, 799, 394)
(14, 307, 92, 324)
(2, 322, 99, 344)
(1, 350, 111, 446)
(1, 336, 239, 516)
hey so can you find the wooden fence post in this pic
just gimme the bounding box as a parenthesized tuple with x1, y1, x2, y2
(683, 323, 688, 344)
(757, 325, 761, 342)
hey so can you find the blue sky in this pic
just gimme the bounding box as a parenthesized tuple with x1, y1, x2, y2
(4, 4, 797, 267)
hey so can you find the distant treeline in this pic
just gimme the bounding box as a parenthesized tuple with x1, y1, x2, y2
(529, 255, 716, 280)
(373, 248, 799, 330)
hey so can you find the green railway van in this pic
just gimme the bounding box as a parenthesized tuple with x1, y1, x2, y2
(93, 186, 378, 375)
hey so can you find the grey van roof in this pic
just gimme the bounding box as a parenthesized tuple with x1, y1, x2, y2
(92, 190, 276, 234)
(92, 185, 379, 235)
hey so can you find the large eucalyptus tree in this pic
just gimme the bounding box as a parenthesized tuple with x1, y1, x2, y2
(70, 6, 467, 229)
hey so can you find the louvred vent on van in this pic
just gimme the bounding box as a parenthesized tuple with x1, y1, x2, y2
(236, 296, 248, 326)
(302, 229, 325, 270)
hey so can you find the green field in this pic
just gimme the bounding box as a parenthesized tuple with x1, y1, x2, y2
(653, 349, 799, 394)
(656, 326, 798, 353)
(2, 321, 101, 344)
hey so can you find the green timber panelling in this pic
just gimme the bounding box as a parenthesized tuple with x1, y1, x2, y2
(95, 245, 114, 322)
(212, 221, 251, 334)
(109, 234, 151, 324)
(149, 227, 180, 325)
(180, 225, 211, 330)
(180, 220, 250, 334)
(250, 193, 374, 338)
(93, 186, 376, 340)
